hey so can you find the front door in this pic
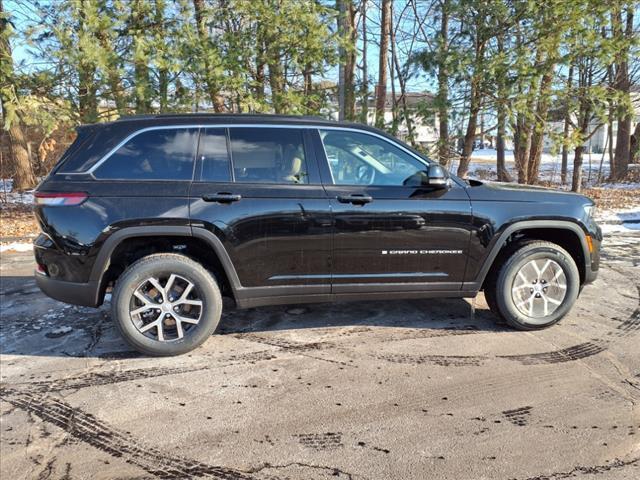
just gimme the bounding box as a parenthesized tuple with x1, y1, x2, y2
(189, 126, 332, 299)
(313, 128, 473, 294)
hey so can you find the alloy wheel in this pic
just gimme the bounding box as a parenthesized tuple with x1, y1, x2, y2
(129, 274, 203, 341)
(510, 258, 567, 321)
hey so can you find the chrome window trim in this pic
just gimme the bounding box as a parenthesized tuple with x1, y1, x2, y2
(61, 124, 432, 179)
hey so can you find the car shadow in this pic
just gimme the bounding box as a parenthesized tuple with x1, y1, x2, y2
(0, 275, 509, 360)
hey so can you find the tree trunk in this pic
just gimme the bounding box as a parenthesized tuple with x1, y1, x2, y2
(392, 34, 415, 146)
(97, 31, 127, 115)
(527, 70, 554, 184)
(268, 59, 285, 114)
(344, 1, 356, 120)
(132, 0, 151, 114)
(389, 2, 398, 136)
(496, 103, 511, 182)
(337, 0, 345, 120)
(359, 0, 368, 124)
(456, 82, 480, 178)
(303, 63, 314, 112)
(572, 80, 593, 193)
(255, 24, 266, 105)
(375, 0, 391, 129)
(572, 145, 584, 193)
(611, 4, 634, 180)
(77, 0, 98, 123)
(561, 65, 574, 185)
(193, 0, 225, 112)
(457, 29, 485, 178)
(0, 2, 35, 190)
(155, 0, 168, 112)
(436, 0, 449, 165)
(630, 122, 640, 164)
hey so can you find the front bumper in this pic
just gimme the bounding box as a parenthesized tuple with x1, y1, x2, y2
(35, 272, 102, 307)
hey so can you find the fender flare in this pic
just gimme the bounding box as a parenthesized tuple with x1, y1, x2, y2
(468, 220, 591, 289)
(89, 225, 242, 295)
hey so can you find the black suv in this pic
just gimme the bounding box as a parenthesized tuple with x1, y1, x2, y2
(33, 114, 601, 355)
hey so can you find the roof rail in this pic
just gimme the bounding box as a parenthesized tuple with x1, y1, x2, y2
(114, 113, 332, 122)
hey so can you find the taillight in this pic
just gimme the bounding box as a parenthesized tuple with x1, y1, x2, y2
(34, 192, 88, 206)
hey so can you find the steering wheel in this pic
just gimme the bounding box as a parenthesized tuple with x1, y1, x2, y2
(356, 163, 376, 185)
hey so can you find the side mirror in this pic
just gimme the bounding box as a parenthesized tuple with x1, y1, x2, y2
(427, 165, 449, 189)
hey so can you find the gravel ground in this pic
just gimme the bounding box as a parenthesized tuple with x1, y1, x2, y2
(0, 229, 638, 480)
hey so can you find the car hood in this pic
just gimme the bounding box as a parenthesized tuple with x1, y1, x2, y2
(465, 180, 594, 206)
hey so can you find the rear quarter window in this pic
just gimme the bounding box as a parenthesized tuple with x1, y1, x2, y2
(93, 128, 198, 181)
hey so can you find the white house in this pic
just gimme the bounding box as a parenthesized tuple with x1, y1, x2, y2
(328, 92, 440, 149)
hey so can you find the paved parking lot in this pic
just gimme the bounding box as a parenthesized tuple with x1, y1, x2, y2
(1, 230, 639, 479)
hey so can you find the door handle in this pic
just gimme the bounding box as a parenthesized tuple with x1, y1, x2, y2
(337, 194, 373, 205)
(202, 193, 242, 203)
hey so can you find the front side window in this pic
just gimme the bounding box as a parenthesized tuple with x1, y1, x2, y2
(94, 128, 198, 180)
(229, 128, 309, 184)
(319, 129, 428, 186)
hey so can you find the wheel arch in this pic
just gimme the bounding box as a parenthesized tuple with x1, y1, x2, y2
(90, 226, 241, 305)
(474, 220, 591, 291)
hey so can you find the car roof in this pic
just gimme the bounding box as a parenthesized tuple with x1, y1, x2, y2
(79, 113, 390, 136)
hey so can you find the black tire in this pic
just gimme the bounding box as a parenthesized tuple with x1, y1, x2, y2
(487, 240, 580, 330)
(111, 253, 222, 356)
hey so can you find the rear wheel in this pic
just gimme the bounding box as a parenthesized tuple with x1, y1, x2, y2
(112, 253, 222, 356)
(486, 241, 580, 330)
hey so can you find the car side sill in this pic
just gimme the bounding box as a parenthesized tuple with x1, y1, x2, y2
(235, 290, 476, 309)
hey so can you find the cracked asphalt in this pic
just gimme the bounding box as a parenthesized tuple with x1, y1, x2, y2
(1, 230, 639, 480)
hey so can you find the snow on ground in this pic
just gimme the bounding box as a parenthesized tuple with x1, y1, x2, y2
(0, 179, 34, 205)
(0, 242, 33, 253)
(596, 207, 640, 234)
(460, 148, 616, 187)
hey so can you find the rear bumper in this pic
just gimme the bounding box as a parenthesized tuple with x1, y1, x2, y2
(35, 272, 102, 307)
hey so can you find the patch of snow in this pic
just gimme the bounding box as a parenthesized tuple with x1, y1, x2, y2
(0, 242, 33, 253)
(595, 182, 640, 190)
(596, 205, 640, 234)
(600, 222, 640, 234)
(0, 179, 35, 205)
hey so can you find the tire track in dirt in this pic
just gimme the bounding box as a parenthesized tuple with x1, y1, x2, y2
(294, 432, 343, 450)
(518, 456, 639, 480)
(4, 350, 277, 394)
(502, 406, 532, 426)
(374, 353, 487, 367)
(498, 342, 606, 365)
(372, 342, 606, 368)
(609, 285, 640, 337)
(0, 390, 259, 480)
(233, 333, 355, 367)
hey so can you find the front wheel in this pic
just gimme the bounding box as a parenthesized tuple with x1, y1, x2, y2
(487, 241, 580, 330)
(111, 253, 222, 356)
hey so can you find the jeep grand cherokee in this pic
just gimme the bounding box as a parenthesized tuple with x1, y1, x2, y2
(33, 114, 601, 356)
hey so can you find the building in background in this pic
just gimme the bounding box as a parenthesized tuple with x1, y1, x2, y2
(328, 92, 439, 149)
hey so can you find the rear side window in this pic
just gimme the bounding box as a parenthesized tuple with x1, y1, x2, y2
(94, 128, 198, 180)
(198, 128, 231, 182)
(229, 128, 308, 184)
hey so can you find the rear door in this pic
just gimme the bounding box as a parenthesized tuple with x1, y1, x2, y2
(189, 126, 332, 298)
(313, 128, 473, 294)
